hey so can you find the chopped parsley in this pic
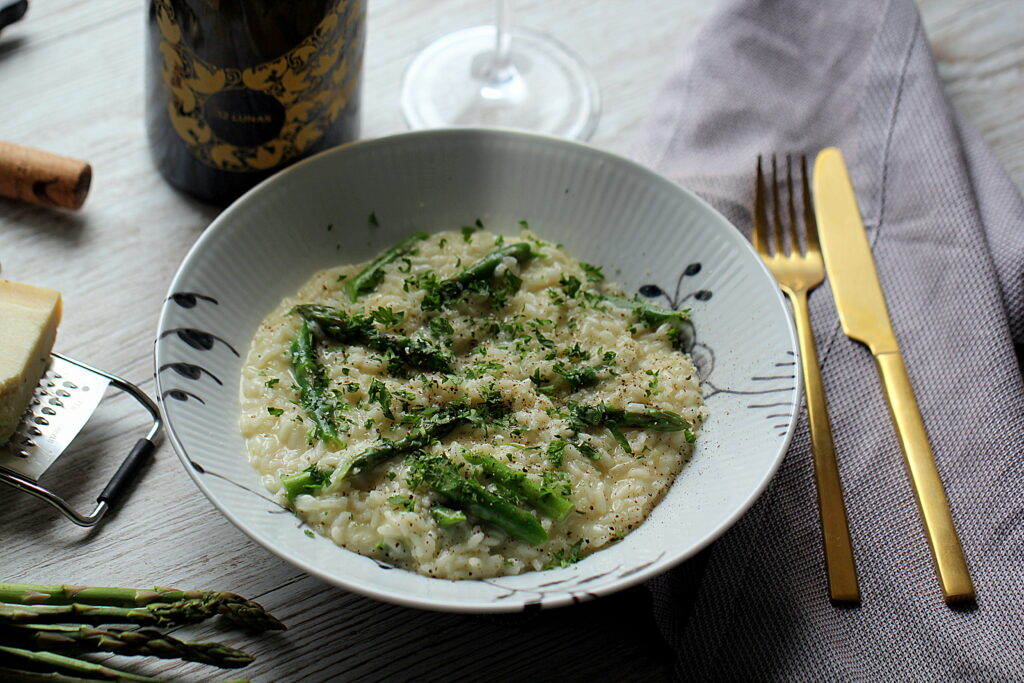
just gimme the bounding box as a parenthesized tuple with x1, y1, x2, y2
(546, 438, 569, 466)
(559, 274, 582, 298)
(566, 343, 590, 361)
(542, 470, 572, 497)
(370, 306, 405, 329)
(580, 262, 604, 283)
(388, 494, 415, 512)
(431, 505, 467, 526)
(367, 379, 394, 419)
(533, 329, 555, 349)
(465, 360, 504, 379)
(544, 539, 584, 569)
(553, 361, 600, 391)
(429, 316, 454, 337)
(530, 369, 555, 396)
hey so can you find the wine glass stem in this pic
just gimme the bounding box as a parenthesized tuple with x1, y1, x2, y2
(489, 0, 514, 82)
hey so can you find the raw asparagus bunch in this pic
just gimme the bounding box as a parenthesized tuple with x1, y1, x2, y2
(0, 582, 284, 680)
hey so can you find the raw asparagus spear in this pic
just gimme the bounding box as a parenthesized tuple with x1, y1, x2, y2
(0, 602, 172, 628)
(291, 318, 340, 446)
(0, 624, 253, 668)
(410, 452, 547, 546)
(422, 242, 536, 310)
(463, 451, 573, 521)
(0, 666, 100, 682)
(0, 646, 162, 682)
(0, 596, 283, 632)
(295, 305, 453, 374)
(345, 232, 428, 301)
(0, 583, 273, 617)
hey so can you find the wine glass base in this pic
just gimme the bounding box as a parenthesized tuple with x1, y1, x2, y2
(401, 26, 601, 141)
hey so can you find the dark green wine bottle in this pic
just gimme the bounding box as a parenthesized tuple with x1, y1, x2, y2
(145, 0, 365, 204)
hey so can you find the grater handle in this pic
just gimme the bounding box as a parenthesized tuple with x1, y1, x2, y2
(97, 438, 156, 507)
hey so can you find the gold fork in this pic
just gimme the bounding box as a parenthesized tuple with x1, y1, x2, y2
(754, 155, 860, 602)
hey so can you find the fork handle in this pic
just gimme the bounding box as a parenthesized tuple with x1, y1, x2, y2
(873, 352, 975, 603)
(788, 288, 860, 602)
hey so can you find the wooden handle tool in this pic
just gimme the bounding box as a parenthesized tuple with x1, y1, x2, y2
(0, 141, 92, 210)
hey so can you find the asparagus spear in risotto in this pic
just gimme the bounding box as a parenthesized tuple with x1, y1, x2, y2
(408, 451, 548, 546)
(463, 451, 574, 521)
(291, 318, 341, 446)
(345, 231, 429, 302)
(294, 304, 454, 374)
(568, 402, 697, 453)
(603, 295, 694, 349)
(422, 242, 537, 310)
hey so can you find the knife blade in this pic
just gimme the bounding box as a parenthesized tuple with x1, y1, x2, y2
(813, 147, 975, 603)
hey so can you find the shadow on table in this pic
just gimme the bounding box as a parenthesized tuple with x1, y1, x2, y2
(250, 577, 675, 682)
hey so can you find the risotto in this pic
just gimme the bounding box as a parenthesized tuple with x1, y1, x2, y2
(240, 226, 705, 579)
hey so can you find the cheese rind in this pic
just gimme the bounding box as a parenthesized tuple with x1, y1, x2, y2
(0, 281, 62, 445)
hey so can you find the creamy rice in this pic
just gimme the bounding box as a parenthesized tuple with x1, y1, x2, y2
(240, 227, 705, 579)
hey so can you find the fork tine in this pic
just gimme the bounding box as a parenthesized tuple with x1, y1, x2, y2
(801, 155, 819, 252)
(786, 155, 799, 256)
(770, 155, 784, 255)
(753, 155, 769, 254)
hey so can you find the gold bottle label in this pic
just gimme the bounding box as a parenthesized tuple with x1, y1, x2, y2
(154, 0, 364, 172)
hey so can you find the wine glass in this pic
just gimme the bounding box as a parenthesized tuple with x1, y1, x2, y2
(400, 1, 600, 140)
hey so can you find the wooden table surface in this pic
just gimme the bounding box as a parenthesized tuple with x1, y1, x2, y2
(2, 1, 1021, 680)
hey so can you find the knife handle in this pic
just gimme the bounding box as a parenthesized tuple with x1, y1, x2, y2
(874, 351, 975, 603)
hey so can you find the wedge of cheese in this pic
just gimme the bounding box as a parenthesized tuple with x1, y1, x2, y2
(0, 281, 62, 445)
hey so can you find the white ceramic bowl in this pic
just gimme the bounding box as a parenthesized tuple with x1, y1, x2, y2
(155, 129, 800, 612)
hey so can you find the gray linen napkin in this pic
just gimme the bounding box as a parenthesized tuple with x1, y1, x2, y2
(632, 0, 1024, 679)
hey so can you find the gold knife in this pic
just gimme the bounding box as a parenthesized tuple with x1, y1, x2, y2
(813, 147, 974, 603)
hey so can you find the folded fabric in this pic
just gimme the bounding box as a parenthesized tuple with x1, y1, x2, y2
(632, 0, 1024, 678)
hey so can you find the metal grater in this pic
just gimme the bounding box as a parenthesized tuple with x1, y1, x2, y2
(0, 353, 161, 526)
